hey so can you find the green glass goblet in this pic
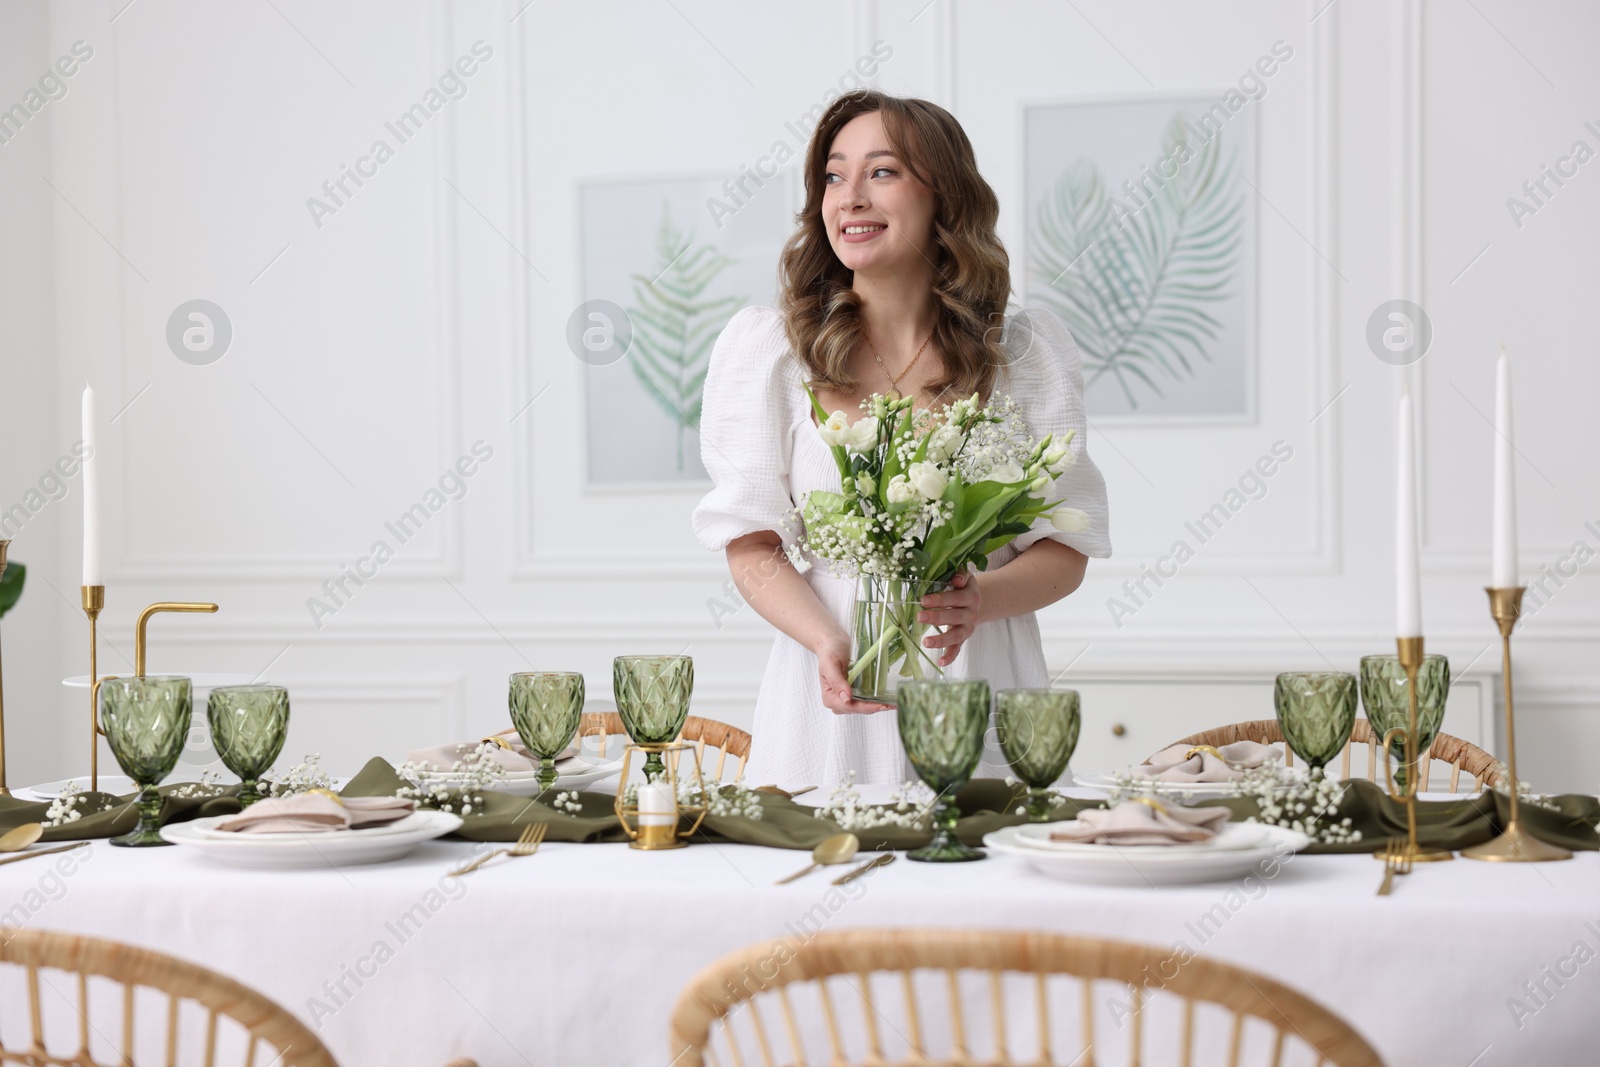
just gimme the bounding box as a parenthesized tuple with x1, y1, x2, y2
(995, 689, 1081, 821)
(100, 676, 192, 846)
(613, 655, 693, 781)
(1360, 654, 1450, 793)
(509, 672, 585, 792)
(1273, 672, 1357, 778)
(206, 685, 289, 807)
(898, 678, 991, 862)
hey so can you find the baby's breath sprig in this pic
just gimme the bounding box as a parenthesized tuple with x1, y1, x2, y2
(394, 741, 507, 816)
(169, 769, 226, 799)
(1098, 766, 1360, 845)
(1488, 761, 1563, 813)
(549, 790, 584, 815)
(812, 773, 935, 832)
(261, 754, 335, 798)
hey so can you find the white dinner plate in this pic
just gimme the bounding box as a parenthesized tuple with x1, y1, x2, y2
(1008, 820, 1275, 856)
(159, 810, 461, 868)
(982, 823, 1310, 886)
(415, 755, 623, 795)
(183, 811, 433, 842)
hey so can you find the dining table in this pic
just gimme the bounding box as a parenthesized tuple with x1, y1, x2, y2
(3, 777, 1596, 1067)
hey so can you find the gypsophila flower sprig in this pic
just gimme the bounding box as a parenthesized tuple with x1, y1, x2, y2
(394, 742, 507, 816)
(1489, 761, 1563, 813)
(812, 773, 936, 832)
(791, 386, 1087, 692)
(42, 781, 114, 828)
(261, 754, 335, 798)
(620, 781, 765, 821)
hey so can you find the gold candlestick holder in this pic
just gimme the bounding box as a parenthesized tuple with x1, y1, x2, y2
(1463, 587, 1571, 862)
(1377, 635, 1454, 863)
(0, 540, 11, 797)
(613, 742, 708, 850)
(82, 584, 105, 792)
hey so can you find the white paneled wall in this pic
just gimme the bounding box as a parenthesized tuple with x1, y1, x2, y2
(0, 0, 1595, 790)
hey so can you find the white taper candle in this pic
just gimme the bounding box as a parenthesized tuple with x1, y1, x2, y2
(1491, 350, 1518, 588)
(82, 384, 102, 587)
(1396, 391, 1422, 637)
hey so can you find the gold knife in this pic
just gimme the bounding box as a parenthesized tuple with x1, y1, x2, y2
(0, 843, 89, 868)
(831, 853, 896, 885)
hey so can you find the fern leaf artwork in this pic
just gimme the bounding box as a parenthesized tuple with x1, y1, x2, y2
(627, 201, 746, 471)
(1031, 114, 1245, 410)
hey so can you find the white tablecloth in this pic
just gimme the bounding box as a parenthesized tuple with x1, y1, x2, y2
(2, 792, 1596, 1066)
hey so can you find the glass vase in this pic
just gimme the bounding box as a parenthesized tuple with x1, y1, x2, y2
(898, 678, 990, 862)
(100, 676, 192, 847)
(848, 576, 952, 705)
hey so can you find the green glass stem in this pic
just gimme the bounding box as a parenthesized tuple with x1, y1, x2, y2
(538, 758, 559, 792)
(908, 791, 983, 862)
(111, 785, 169, 847)
(238, 780, 262, 807)
(1023, 787, 1054, 822)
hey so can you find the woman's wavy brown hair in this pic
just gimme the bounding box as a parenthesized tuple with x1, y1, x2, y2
(778, 90, 1012, 403)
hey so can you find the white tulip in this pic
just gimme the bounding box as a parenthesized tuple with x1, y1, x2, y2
(885, 474, 917, 504)
(907, 462, 948, 500)
(845, 415, 880, 452)
(817, 411, 851, 448)
(926, 424, 964, 462)
(1049, 507, 1091, 532)
(989, 460, 1025, 484)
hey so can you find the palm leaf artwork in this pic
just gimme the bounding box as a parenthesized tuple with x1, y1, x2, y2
(1031, 114, 1245, 409)
(626, 201, 746, 471)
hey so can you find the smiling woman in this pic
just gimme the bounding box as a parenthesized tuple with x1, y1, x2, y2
(692, 90, 1112, 788)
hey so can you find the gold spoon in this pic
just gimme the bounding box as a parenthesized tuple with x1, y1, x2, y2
(775, 833, 859, 885)
(0, 823, 44, 853)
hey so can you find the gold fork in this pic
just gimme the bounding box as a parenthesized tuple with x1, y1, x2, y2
(1377, 837, 1411, 896)
(448, 823, 547, 877)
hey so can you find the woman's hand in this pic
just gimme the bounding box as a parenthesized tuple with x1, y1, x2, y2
(919, 571, 982, 667)
(814, 632, 895, 715)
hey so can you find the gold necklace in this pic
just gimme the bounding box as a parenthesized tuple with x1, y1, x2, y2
(866, 328, 934, 399)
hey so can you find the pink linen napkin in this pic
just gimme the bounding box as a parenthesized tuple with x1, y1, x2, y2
(216, 795, 417, 834)
(1132, 740, 1281, 783)
(406, 734, 577, 773)
(1049, 801, 1231, 846)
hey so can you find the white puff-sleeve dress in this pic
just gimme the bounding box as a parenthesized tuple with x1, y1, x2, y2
(692, 305, 1112, 787)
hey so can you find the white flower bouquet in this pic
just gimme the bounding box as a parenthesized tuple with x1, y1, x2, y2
(791, 387, 1087, 703)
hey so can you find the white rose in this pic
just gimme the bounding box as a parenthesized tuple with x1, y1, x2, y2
(907, 462, 948, 501)
(885, 474, 917, 504)
(845, 415, 880, 453)
(817, 411, 850, 448)
(1049, 507, 1091, 532)
(926, 424, 964, 462)
(988, 460, 1025, 484)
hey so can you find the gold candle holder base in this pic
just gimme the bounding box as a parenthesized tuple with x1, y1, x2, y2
(1462, 586, 1571, 863)
(632, 823, 686, 851)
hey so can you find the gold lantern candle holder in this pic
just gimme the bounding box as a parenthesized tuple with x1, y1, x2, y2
(1462, 587, 1571, 863)
(613, 742, 708, 850)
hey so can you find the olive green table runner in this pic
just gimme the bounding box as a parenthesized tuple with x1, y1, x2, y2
(2, 757, 1595, 855)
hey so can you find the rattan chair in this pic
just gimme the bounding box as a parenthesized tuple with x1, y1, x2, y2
(668, 929, 1384, 1067)
(0, 928, 479, 1066)
(1165, 719, 1501, 792)
(579, 711, 752, 783)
